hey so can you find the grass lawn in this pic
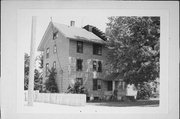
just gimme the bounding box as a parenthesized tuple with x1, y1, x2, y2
(87, 99, 159, 107)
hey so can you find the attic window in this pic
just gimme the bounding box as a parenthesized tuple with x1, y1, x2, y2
(53, 44, 57, 53)
(53, 31, 58, 40)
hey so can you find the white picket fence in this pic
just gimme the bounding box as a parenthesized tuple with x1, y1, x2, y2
(24, 91, 86, 106)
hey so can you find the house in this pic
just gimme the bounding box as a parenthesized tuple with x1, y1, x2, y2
(37, 21, 126, 100)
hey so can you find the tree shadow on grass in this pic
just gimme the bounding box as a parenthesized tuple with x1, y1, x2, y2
(87, 100, 159, 107)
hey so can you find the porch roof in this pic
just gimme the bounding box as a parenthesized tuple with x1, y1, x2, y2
(103, 73, 124, 81)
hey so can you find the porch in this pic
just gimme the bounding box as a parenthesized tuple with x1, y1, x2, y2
(101, 73, 126, 100)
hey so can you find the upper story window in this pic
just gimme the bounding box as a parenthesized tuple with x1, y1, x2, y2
(93, 43, 102, 55)
(46, 48, 50, 58)
(93, 60, 102, 72)
(93, 61, 97, 71)
(98, 61, 102, 72)
(53, 45, 57, 53)
(53, 61, 56, 69)
(76, 59, 83, 71)
(77, 41, 83, 53)
(46, 63, 49, 76)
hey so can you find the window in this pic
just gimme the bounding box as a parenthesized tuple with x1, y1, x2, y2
(76, 78, 83, 85)
(46, 48, 50, 58)
(93, 61, 97, 71)
(77, 41, 83, 53)
(76, 59, 83, 71)
(53, 61, 56, 69)
(107, 81, 112, 91)
(98, 61, 102, 72)
(53, 31, 58, 40)
(46, 63, 49, 76)
(119, 81, 123, 90)
(93, 43, 102, 55)
(53, 45, 57, 53)
(93, 60, 102, 72)
(97, 80, 101, 89)
(93, 79, 98, 90)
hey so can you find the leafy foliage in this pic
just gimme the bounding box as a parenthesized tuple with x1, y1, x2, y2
(44, 67, 59, 93)
(24, 53, 43, 91)
(66, 81, 88, 94)
(137, 82, 152, 100)
(35, 53, 44, 69)
(106, 17, 160, 85)
(24, 53, 30, 90)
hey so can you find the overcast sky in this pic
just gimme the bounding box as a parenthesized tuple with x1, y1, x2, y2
(19, 9, 162, 56)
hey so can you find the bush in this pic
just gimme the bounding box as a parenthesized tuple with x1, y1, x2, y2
(137, 82, 152, 100)
(44, 67, 59, 93)
(66, 81, 88, 95)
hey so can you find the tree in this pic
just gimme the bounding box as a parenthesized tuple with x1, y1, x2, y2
(34, 69, 43, 91)
(106, 17, 160, 86)
(44, 67, 59, 93)
(24, 53, 30, 90)
(35, 53, 43, 69)
(24, 53, 43, 91)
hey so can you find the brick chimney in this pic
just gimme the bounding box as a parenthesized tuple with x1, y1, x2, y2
(70, 21, 75, 26)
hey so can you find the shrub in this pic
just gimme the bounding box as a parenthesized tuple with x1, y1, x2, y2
(137, 82, 152, 100)
(44, 67, 59, 93)
(66, 81, 88, 95)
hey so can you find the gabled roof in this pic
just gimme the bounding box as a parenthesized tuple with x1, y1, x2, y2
(38, 22, 106, 51)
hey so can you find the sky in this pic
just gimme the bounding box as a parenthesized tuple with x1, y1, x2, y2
(20, 14, 109, 55)
(18, 9, 164, 56)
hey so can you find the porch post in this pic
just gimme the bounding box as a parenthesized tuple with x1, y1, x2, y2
(112, 81, 115, 91)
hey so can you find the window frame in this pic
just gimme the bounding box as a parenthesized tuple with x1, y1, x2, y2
(76, 58, 83, 71)
(93, 60, 97, 71)
(97, 80, 101, 89)
(93, 43, 102, 55)
(107, 81, 112, 91)
(53, 44, 57, 53)
(46, 48, 50, 58)
(53, 61, 56, 69)
(77, 41, 83, 53)
(53, 31, 58, 40)
(93, 60, 103, 72)
(93, 78, 98, 91)
(46, 63, 49, 76)
(97, 61, 102, 72)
